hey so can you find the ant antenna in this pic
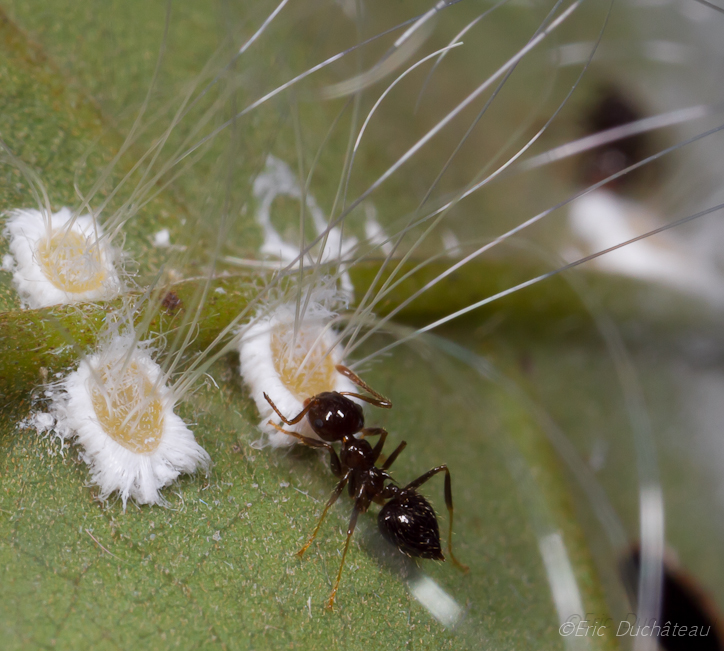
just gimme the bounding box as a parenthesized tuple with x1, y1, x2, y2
(335, 365, 392, 409)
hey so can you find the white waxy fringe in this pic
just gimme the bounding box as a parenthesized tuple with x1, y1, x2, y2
(253, 156, 358, 296)
(51, 334, 210, 507)
(3, 207, 122, 308)
(238, 289, 357, 448)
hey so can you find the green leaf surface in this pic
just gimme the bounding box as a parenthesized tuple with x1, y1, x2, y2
(1, 336, 617, 650)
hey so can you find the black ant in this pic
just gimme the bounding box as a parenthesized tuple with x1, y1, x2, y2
(263, 365, 468, 609)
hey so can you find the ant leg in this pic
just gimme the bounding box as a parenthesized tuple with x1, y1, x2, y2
(267, 422, 343, 477)
(338, 391, 393, 409)
(381, 440, 407, 470)
(369, 429, 388, 463)
(326, 499, 362, 610)
(297, 470, 351, 558)
(264, 392, 313, 425)
(404, 465, 469, 573)
(335, 365, 392, 409)
(359, 427, 386, 438)
(360, 428, 389, 464)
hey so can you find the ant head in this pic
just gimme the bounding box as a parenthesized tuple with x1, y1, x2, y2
(306, 392, 364, 442)
(378, 490, 444, 561)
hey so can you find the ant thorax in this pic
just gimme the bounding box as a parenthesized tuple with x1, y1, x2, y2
(348, 465, 389, 506)
(340, 436, 376, 470)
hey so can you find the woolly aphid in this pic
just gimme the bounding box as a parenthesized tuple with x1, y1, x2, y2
(238, 282, 359, 448)
(3, 207, 122, 309)
(51, 331, 210, 507)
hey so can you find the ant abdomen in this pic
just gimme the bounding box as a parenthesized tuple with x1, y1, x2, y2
(378, 490, 445, 561)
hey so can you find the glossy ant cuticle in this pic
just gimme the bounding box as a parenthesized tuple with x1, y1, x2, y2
(263, 364, 468, 609)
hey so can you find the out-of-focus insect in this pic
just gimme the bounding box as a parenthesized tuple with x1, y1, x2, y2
(263, 365, 468, 608)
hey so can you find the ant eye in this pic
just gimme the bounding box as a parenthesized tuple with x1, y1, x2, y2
(314, 419, 324, 430)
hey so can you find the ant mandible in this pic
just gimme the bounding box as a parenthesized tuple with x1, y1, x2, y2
(263, 364, 468, 609)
